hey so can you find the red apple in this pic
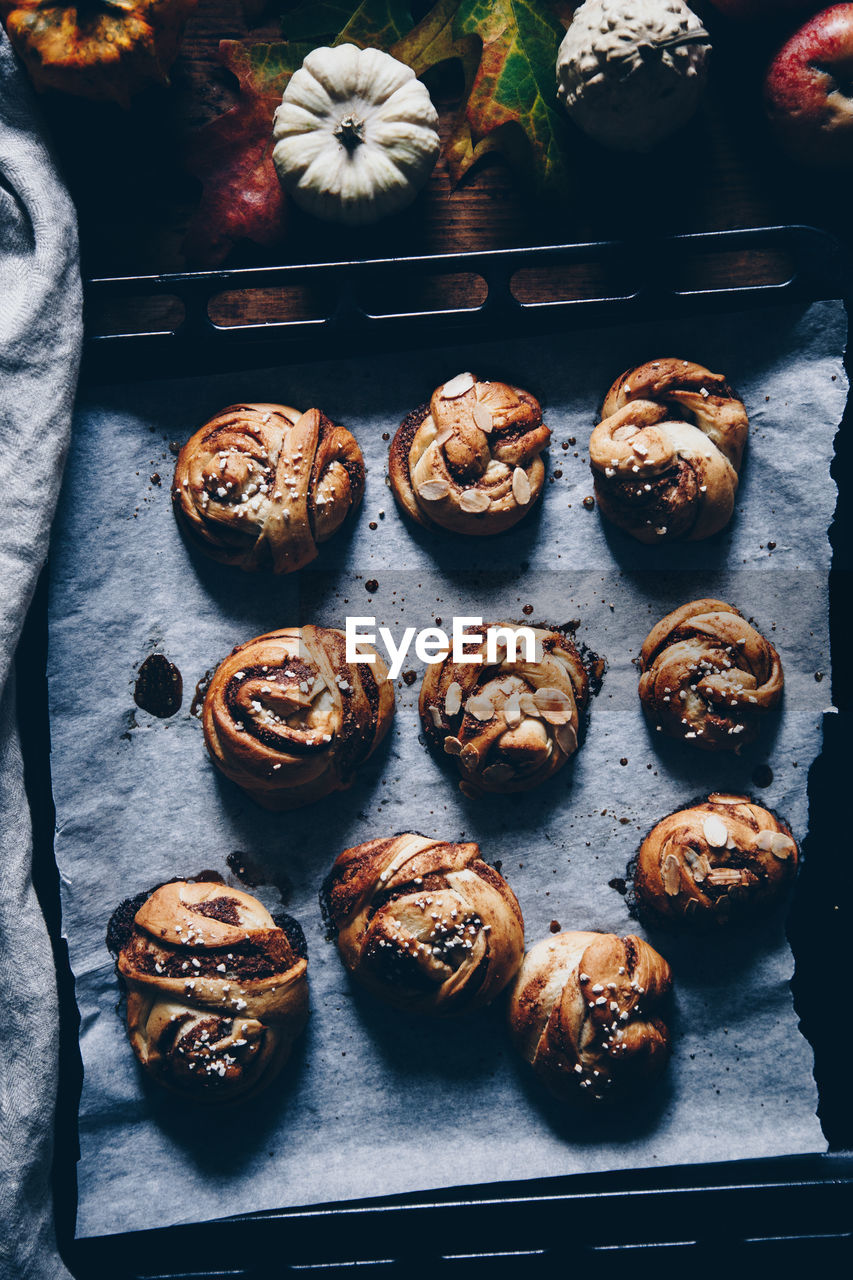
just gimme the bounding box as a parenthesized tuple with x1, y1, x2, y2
(706, 0, 823, 17)
(765, 4, 853, 165)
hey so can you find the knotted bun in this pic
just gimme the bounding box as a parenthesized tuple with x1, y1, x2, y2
(635, 793, 798, 927)
(590, 359, 748, 542)
(323, 833, 524, 1014)
(172, 403, 364, 573)
(112, 879, 308, 1102)
(202, 625, 394, 809)
(639, 599, 783, 750)
(419, 622, 589, 796)
(508, 931, 672, 1105)
(389, 372, 550, 535)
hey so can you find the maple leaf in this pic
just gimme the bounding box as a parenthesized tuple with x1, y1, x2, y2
(184, 1, 414, 264)
(280, 1, 415, 49)
(390, 0, 485, 183)
(404, 0, 572, 195)
(462, 0, 571, 194)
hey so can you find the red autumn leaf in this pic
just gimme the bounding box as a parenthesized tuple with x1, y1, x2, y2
(183, 39, 308, 265)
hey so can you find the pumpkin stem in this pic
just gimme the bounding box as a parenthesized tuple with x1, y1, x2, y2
(334, 115, 365, 150)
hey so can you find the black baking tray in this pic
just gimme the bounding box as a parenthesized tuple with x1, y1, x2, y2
(82, 224, 849, 382)
(22, 226, 852, 1277)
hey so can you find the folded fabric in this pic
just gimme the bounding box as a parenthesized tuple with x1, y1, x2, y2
(0, 31, 81, 1280)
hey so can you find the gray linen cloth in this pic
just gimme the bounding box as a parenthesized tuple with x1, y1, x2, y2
(0, 31, 82, 1280)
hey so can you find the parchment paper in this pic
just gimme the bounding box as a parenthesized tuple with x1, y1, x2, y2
(48, 301, 845, 1239)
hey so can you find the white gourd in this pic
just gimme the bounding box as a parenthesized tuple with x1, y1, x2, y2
(272, 44, 441, 226)
(556, 0, 711, 152)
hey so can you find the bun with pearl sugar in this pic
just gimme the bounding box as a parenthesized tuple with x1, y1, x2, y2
(322, 833, 525, 1014)
(638, 599, 783, 750)
(589, 359, 747, 543)
(172, 403, 365, 573)
(109, 878, 308, 1102)
(508, 931, 672, 1105)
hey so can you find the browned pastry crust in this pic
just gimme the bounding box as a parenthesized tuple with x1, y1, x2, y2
(323, 833, 525, 1014)
(589, 359, 748, 543)
(634, 793, 798, 928)
(638, 599, 783, 750)
(388, 372, 551, 535)
(172, 403, 365, 573)
(508, 931, 672, 1105)
(114, 880, 308, 1102)
(202, 625, 395, 810)
(418, 622, 588, 796)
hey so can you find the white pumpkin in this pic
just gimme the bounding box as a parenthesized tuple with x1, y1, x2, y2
(556, 0, 711, 153)
(272, 44, 441, 226)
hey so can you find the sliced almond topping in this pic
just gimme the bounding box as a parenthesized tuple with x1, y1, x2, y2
(460, 743, 479, 771)
(703, 815, 729, 848)
(445, 681, 462, 717)
(705, 867, 743, 887)
(518, 693, 541, 718)
(503, 693, 522, 727)
(434, 426, 454, 447)
(417, 479, 450, 502)
(428, 705, 443, 729)
(683, 846, 708, 883)
(459, 488, 490, 514)
(662, 854, 681, 896)
(534, 686, 569, 706)
(484, 458, 510, 482)
(767, 831, 795, 859)
(443, 736, 462, 756)
(662, 853, 681, 896)
(755, 828, 796, 857)
(556, 722, 578, 755)
(466, 693, 495, 722)
(472, 403, 493, 433)
(441, 371, 475, 399)
(483, 762, 515, 784)
(512, 466, 531, 506)
(534, 687, 573, 725)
